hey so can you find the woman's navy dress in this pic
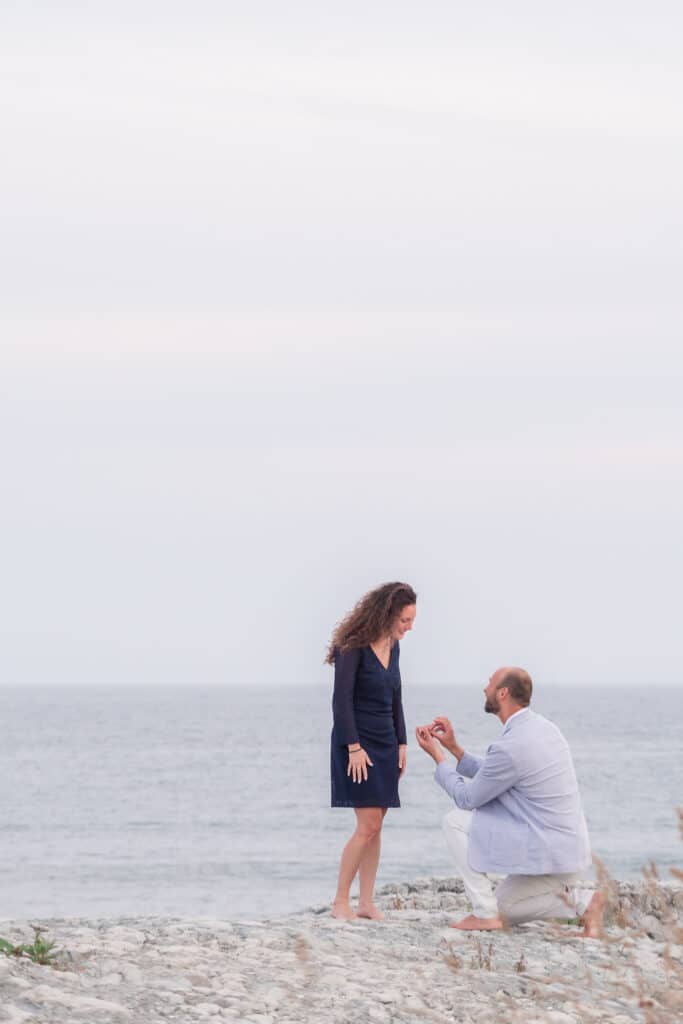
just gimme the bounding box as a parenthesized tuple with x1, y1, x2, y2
(330, 643, 407, 808)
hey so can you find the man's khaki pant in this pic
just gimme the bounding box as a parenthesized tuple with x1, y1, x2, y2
(442, 806, 592, 923)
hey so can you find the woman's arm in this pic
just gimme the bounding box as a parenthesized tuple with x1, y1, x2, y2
(393, 654, 408, 776)
(392, 679, 407, 745)
(332, 647, 374, 783)
(332, 647, 362, 746)
(392, 643, 407, 744)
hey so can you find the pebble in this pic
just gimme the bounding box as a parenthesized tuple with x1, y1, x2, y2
(0, 879, 680, 1023)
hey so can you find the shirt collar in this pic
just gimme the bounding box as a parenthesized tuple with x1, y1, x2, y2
(502, 706, 530, 734)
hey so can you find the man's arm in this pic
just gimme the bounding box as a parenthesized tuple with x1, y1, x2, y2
(456, 751, 483, 778)
(434, 742, 518, 811)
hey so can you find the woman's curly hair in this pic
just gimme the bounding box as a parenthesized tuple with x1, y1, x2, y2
(325, 582, 417, 664)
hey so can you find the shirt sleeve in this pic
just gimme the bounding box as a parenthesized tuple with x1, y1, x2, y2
(456, 751, 483, 778)
(392, 675, 407, 746)
(434, 742, 519, 810)
(332, 647, 361, 746)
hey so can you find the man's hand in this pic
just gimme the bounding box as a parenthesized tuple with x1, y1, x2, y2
(430, 715, 456, 749)
(415, 725, 447, 764)
(429, 716, 464, 760)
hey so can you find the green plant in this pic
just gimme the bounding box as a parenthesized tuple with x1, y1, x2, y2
(0, 927, 60, 966)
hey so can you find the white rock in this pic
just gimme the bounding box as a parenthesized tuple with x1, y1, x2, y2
(262, 986, 286, 1008)
(0, 1006, 34, 1024)
(216, 985, 248, 999)
(26, 984, 132, 1018)
(150, 974, 193, 992)
(0, 879, 676, 1024)
(97, 971, 123, 986)
(187, 972, 212, 988)
(4, 976, 31, 990)
(156, 991, 184, 1006)
(375, 990, 400, 1004)
(119, 963, 145, 986)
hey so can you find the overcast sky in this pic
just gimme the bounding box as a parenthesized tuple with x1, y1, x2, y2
(2, 2, 681, 687)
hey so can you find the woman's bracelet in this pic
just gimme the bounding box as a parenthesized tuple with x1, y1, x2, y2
(348, 746, 361, 753)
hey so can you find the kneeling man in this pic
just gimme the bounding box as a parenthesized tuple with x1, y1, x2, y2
(416, 668, 604, 936)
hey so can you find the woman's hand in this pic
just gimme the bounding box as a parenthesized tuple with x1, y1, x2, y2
(347, 747, 374, 783)
(398, 743, 407, 778)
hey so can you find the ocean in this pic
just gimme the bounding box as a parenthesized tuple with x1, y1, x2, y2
(1, 684, 680, 921)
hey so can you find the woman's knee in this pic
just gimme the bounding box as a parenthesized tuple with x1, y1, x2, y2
(355, 810, 384, 840)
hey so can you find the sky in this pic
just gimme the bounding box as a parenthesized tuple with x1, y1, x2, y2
(1, 2, 681, 687)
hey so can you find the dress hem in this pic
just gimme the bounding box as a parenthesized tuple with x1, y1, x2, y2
(331, 802, 401, 809)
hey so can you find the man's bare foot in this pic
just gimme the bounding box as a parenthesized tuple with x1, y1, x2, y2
(450, 914, 503, 931)
(331, 899, 358, 921)
(357, 903, 384, 921)
(581, 891, 605, 939)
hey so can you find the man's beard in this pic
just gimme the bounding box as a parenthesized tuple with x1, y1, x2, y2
(484, 696, 500, 714)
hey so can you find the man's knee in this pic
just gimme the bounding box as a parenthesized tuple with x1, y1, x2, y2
(441, 806, 472, 835)
(495, 875, 535, 923)
(495, 876, 568, 925)
(495, 884, 518, 923)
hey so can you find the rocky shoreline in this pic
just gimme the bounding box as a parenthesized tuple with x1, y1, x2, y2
(1, 878, 682, 1024)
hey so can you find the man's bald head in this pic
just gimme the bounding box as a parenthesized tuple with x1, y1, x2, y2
(493, 667, 533, 707)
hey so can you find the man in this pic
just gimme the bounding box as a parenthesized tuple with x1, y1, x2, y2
(415, 667, 604, 936)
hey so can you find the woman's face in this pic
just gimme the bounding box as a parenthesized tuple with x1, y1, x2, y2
(391, 603, 416, 641)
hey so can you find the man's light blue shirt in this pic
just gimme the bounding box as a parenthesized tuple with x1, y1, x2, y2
(434, 708, 591, 875)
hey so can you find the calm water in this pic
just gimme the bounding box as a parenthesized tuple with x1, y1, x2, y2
(1, 685, 681, 920)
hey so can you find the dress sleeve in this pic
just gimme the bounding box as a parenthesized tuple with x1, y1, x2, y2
(392, 645, 407, 745)
(332, 647, 361, 746)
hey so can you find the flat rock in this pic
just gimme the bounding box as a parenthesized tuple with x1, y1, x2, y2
(0, 879, 681, 1023)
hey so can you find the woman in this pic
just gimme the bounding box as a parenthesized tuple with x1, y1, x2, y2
(326, 581, 417, 921)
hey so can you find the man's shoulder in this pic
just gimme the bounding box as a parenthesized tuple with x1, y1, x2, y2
(501, 709, 570, 756)
(506, 709, 559, 732)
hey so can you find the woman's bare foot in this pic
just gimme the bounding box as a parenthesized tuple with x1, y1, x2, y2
(331, 899, 358, 921)
(581, 891, 605, 939)
(450, 913, 503, 931)
(357, 902, 384, 921)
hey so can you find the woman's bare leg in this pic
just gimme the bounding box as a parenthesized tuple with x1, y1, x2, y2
(357, 808, 388, 919)
(332, 808, 385, 920)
